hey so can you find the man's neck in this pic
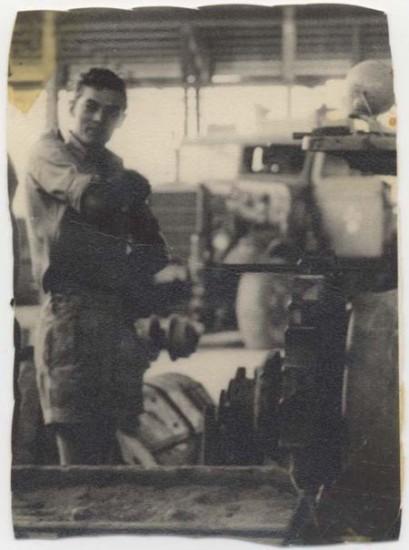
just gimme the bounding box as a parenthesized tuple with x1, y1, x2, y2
(68, 131, 105, 157)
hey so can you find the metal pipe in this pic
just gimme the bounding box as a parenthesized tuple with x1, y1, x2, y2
(282, 6, 296, 120)
(183, 85, 189, 137)
(195, 84, 200, 135)
(207, 258, 390, 274)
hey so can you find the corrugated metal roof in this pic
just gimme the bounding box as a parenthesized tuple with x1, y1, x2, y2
(9, 5, 391, 89)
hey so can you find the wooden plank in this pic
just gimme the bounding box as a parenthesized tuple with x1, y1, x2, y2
(12, 464, 294, 491)
(13, 465, 297, 540)
(60, 40, 181, 52)
(14, 520, 288, 540)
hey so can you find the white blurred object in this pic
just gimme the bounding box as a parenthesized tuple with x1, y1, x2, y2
(345, 60, 394, 118)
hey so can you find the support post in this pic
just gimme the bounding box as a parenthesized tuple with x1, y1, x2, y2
(42, 11, 59, 132)
(195, 84, 201, 136)
(282, 6, 296, 119)
(351, 24, 362, 64)
(183, 85, 189, 137)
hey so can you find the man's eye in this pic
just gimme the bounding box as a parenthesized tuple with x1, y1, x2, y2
(106, 107, 121, 118)
(85, 101, 99, 113)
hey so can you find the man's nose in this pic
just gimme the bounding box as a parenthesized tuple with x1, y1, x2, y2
(91, 108, 103, 122)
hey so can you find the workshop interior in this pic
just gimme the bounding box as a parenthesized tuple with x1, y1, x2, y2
(7, 4, 399, 544)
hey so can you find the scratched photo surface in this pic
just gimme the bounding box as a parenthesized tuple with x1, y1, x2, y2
(8, 3, 399, 545)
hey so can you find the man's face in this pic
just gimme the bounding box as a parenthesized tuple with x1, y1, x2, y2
(71, 86, 125, 147)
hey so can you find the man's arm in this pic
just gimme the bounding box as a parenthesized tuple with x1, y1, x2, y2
(27, 131, 99, 213)
(27, 131, 142, 229)
(125, 176, 171, 277)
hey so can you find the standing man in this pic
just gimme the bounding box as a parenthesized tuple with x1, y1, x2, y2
(25, 68, 169, 464)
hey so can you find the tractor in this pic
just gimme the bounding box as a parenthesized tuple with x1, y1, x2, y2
(199, 59, 400, 543)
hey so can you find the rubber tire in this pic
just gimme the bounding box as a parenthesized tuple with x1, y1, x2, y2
(236, 272, 292, 350)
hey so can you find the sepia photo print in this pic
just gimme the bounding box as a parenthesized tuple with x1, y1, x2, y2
(7, 2, 400, 545)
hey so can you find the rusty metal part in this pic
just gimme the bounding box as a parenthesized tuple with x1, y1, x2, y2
(201, 404, 219, 465)
(134, 315, 165, 361)
(209, 255, 391, 275)
(164, 314, 203, 361)
(117, 372, 213, 467)
(202, 367, 259, 465)
(202, 272, 348, 493)
(279, 275, 349, 492)
(134, 314, 202, 362)
(202, 358, 284, 466)
(221, 367, 258, 465)
(253, 352, 282, 459)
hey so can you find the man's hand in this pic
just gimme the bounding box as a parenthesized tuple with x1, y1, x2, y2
(80, 169, 150, 228)
(120, 169, 151, 207)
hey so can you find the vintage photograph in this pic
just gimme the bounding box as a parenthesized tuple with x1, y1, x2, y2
(7, 3, 399, 545)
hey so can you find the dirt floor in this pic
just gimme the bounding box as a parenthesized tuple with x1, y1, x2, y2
(13, 481, 295, 528)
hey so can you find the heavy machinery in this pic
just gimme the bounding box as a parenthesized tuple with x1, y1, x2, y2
(200, 60, 400, 542)
(151, 129, 309, 348)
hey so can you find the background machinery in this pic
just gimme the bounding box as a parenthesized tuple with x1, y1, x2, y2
(151, 129, 308, 348)
(199, 60, 400, 542)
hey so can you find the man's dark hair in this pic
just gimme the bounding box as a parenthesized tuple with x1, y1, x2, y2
(74, 68, 127, 109)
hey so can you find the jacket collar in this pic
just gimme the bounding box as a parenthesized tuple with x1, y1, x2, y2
(67, 131, 105, 161)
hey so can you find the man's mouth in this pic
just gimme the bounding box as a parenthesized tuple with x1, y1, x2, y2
(86, 126, 100, 135)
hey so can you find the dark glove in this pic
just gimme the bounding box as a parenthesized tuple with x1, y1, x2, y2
(127, 203, 170, 275)
(120, 169, 151, 206)
(80, 170, 150, 227)
(130, 203, 163, 244)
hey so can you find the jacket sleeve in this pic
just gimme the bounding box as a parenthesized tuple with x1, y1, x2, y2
(128, 182, 171, 276)
(26, 131, 98, 213)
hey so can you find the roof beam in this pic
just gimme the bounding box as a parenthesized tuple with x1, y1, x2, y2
(281, 5, 296, 84)
(180, 24, 211, 85)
